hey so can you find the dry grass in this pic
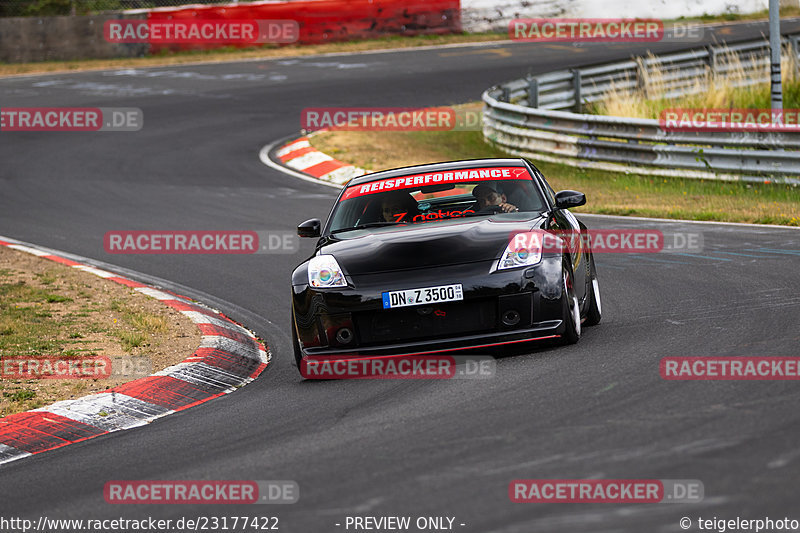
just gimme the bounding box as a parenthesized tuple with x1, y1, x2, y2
(593, 45, 800, 119)
(0, 246, 201, 416)
(315, 130, 454, 172)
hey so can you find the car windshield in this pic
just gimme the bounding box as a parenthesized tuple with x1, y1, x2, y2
(328, 166, 546, 234)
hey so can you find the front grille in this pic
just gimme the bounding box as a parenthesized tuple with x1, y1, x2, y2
(354, 300, 496, 345)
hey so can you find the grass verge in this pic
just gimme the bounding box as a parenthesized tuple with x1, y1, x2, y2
(0, 245, 200, 416)
(309, 127, 800, 226)
(591, 43, 800, 118)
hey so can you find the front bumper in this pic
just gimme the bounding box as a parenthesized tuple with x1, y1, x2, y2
(292, 257, 566, 360)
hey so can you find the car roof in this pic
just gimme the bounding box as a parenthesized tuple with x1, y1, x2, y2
(346, 158, 530, 187)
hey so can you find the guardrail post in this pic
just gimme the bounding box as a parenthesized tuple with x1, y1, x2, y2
(706, 45, 717, 76)
(501, 86, 511, 103)
(571, 69, 582, 113)
(791, 36, 800, 78)
(528, 76, 539, 108)
(636, 61, 649, 100)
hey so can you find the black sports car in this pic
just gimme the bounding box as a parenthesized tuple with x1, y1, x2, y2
(291, 158, 601, 376)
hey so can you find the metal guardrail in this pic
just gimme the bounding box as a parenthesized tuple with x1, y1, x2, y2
(482, 34, 800, 183)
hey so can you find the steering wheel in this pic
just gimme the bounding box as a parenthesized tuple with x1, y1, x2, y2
(477, 204, 504, 214)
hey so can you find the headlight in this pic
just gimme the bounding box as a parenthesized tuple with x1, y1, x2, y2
(496, 231, 545, 271)
(308, 255, 347, 288)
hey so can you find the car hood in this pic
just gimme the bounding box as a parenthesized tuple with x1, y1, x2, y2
(321, 215, 548, 275)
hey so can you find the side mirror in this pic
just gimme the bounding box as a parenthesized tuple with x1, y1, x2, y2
(554, 190, 586, 209)
(297, 219, 321, 238)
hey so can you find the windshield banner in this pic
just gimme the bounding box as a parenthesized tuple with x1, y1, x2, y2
(340, 167, 530, 200)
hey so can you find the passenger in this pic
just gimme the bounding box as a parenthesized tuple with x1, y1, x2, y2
(472, 184, 519, 213)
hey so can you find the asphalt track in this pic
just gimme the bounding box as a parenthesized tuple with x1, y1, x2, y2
(1, 20, 800, 532)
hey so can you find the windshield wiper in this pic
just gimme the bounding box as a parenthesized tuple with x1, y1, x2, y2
(330, 221, 406, 234)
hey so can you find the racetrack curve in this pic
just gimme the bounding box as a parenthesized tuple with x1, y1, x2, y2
(1, 21, 800, 532)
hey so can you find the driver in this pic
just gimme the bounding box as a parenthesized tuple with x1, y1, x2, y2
(380, 191, 420, 222)
(472, 184, 518, 213)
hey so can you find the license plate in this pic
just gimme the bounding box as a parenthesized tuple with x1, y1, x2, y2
(382, 284, 463, 309)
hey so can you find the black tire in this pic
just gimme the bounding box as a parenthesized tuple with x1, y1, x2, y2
(291, 313, 303, 370)
(584, 253, 602, 327)
(561, 268, 581, 345)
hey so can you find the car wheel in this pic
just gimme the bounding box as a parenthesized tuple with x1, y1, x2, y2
(561, 269, 581, 344)
(291, 313, 303, 369)
(584, 253, 602, 326)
